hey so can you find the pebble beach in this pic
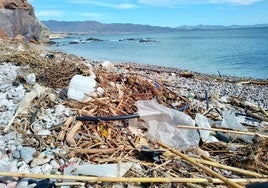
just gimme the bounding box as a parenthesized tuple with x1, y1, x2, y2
(0, 38, 268, 187)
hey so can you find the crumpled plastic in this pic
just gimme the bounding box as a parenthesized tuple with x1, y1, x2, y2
(132, 99, 200, 151)
(195, 113, 218, 143)
(64, 162, 135, 177)
(218, 109, 253, 143)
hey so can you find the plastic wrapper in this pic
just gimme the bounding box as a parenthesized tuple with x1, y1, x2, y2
(195, 113, 218, 143)
(133, 99, 200, 151)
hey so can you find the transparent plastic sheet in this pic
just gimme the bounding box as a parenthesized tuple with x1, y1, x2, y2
(195, 113, 219, 143)
(219, 109, 253, 143)
(133, 99, 200, 151)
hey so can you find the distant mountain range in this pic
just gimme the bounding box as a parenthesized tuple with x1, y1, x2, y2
(42, 20, 268, 33)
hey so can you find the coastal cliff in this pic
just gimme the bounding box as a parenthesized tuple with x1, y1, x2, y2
(0, 0, 49, 42)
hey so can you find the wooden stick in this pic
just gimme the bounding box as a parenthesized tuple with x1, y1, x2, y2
(260, 107, 268, 119)
(57, 117, 73, 141)
(66, 121, 83, 146)
(192, 157, 267, 178)
(158, 141, 244, 188)
(177, 125, 268, 138)
(0, 172, 267, 184)
(246, 111, 268, 122)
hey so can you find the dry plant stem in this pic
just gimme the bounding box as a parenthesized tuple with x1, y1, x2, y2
(246, 111, 268, 122)
(260, 107, 268, 119)
(0, 172, 267, 185)
(158, 141, 244, 188)
(191, 157, 267, 178)
(66, 121, 83, 146)
(57, 117, 73, 141)
(177, 125, 268, 138)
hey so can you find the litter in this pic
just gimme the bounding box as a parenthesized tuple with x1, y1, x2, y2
(0, 39, 267, 187)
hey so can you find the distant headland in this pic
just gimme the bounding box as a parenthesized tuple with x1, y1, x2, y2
(42, 20, 268, 33)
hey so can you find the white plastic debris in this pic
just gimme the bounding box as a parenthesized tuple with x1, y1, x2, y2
(195, 113, 218, 143)
(101, 60, 115, 72)
(64, 162, 134, 177)
(132, 99, 200, 151)
(67, 75, 96, 102)
(219, 110, 253, 143)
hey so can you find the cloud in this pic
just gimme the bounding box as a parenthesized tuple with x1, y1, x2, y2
(36, 10, 65, 18)
(138, 0, 262, 6)
(69, 1, 138, 9)
(80, 13, 103, 19)
(210, 0, 262, 5)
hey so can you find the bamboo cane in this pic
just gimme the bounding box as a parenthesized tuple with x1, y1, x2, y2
(158, 141, 244, 188)
(0, 172, 267, 185)
(177, 125, 268, 138)
(260, 107, 268, 119)
(191, 157, 267, 178)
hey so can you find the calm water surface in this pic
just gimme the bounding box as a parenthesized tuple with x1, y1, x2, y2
(51, 27, 268, 79)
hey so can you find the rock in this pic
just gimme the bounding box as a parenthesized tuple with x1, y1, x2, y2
(6, 182, 17, 188)
(24, 73, 36, 85)
(101, 61, 115, 72)
(41, 163, 52, 174)
(13, 35, 25, 42)
(12, 150, 20, 159)
(0, 183, 7, 188)
(30, 166, 42, 174)
(30, 153, 53, 167)
(20, 147, 36, 163)
(50, 160, 60, 169)
(0, 0, 50, 42)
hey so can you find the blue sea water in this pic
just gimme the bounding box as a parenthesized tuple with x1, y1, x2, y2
(50, 27, 268, 79)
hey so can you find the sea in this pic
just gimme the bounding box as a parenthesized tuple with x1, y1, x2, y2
(50, 27, 268, 79)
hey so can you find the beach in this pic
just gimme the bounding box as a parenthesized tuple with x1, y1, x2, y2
(0, 38, 268, 187)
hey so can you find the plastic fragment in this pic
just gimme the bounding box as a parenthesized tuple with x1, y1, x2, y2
(139, 146, 164, 162)
(132, 99, 200, 151)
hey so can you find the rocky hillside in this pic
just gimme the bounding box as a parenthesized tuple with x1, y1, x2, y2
(0, 0, 49, 42)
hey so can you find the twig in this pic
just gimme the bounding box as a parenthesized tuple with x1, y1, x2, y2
(66, 121, 83, 146)
(57, 117, 73, 141)
(0, 172, 267, 184)
(260, 107, 268, 119)
(177, 125, 268, 138)
(158, 141, 244, 188)
(246, 111, 268, 122)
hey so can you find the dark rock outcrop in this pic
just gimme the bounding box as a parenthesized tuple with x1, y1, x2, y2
(0, 0, 49, 42)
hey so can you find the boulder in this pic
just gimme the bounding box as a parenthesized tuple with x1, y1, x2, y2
(0, 0, 50, 43)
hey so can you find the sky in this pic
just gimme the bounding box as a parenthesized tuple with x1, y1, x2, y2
(29, 0, 268, 27)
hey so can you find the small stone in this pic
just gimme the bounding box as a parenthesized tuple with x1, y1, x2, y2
(24, 73, 36, 85)
(12, 150, 20, 159)
(41, 163, 52, 174)
(50, 160, 60, 169)
(30, 166, 42, 174)
(20, 147, 36, 163)
(30, 153, 53, 167)
(0, 183, 7, 188)
(6, 182, 17, 188)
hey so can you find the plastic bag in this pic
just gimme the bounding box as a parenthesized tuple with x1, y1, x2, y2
(133, 99, 200, 151)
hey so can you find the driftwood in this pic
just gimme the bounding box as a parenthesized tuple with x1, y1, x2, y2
(66, 121, 83, 146)
(57, 116, 73, 141)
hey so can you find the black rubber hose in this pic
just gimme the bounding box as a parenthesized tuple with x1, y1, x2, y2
(76, 113, 140, 122)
